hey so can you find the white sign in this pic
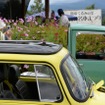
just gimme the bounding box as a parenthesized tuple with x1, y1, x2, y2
(64, 9, 102, 25)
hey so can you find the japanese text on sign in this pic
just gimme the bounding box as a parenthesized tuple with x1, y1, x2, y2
(64, 9, 102, 25)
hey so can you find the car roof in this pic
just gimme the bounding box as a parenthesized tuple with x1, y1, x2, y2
(0, 40, 62, 55)
(70, 24, 105, 32)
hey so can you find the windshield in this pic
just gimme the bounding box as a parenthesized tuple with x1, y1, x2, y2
(61, 54, 91, 101)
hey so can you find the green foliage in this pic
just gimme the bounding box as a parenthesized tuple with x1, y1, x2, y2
(76, 34, 105, 53)
(11, 20, 68, 48)
(27, 0, 44, 15)
(85, 4, 95, 9)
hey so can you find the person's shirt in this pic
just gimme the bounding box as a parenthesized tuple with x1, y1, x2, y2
(60, 15, 69, 27)
(0, 31, 5, 40)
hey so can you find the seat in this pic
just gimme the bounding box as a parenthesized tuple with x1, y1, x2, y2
(8, 65, 23, 99)
(9, 65, 33, 99)
(16, 80, 33, 99)
(0, 64, 5, 83)
(8, 65, 20, 86)
(0, 64, 17, 99)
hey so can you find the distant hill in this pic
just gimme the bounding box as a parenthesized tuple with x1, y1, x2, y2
(50, 0, 105, 11)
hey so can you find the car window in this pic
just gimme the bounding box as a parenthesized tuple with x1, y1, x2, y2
(61, 55, 90, 101)
(76, 31, 105, 60)
(0, 63, 62, 102)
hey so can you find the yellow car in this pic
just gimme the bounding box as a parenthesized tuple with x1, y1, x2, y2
(0, 40, 105, 105)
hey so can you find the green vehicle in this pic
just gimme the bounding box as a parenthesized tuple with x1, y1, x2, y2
(68, 24, 105, 83)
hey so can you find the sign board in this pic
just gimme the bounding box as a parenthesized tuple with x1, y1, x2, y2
(64, 9, 102, 25)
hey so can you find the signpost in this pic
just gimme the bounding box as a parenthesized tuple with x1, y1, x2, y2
(65, 9, 102, 25)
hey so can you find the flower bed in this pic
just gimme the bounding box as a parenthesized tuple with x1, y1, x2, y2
(3, 18, 68, 48)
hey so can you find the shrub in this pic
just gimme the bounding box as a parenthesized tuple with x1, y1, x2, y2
(11, 19, 68, 48)
(76, 34, 105, 53)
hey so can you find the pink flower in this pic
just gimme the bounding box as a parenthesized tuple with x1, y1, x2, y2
(23, 64, 29, 69)
(17, 27, 23, 32)
(13, 22, 17, 26)
(64, 29, 68, 32)
(12, 19, 14, 23)
(26, 16, 32, 22)
(54, 17, 57, 20)
(3, 18, 8, 23)
(19, 18, 24, 24)
(35, 21, 38, 25)
(16, 20, 19, 23)
(17, 27, 23, 31)
(18, 30, 21, 32)
(8, 19, 11, 23)
(24, 33, 29, 37)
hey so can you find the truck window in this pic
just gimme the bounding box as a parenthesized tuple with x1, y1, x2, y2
(76, 32, 105, 60)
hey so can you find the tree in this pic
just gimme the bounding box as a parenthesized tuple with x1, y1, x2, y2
(86, 4, 95, 9)
(102, 17, 105, 25)
(27, 0, 44, 15)
(1, 0, 22, 19)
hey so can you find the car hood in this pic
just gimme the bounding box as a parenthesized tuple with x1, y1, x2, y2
(89, 90, 105, 105)
(89, 80, 105, 105)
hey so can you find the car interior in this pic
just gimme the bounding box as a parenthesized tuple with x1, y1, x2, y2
(0, 63, 62, 102)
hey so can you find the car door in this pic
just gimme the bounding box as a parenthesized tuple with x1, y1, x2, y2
(0, 62, 69, 105)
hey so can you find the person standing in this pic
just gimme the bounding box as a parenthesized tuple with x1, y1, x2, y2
(57, 9, 69, 27)
(51, 10, 56, 20)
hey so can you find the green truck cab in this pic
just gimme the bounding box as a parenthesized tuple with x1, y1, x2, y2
(68, 24, 105, 83)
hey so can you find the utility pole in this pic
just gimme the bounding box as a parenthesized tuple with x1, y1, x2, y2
(22, 0, 25, 19)
(45, 0, 49, 19)
(9, 0, 12, 19)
